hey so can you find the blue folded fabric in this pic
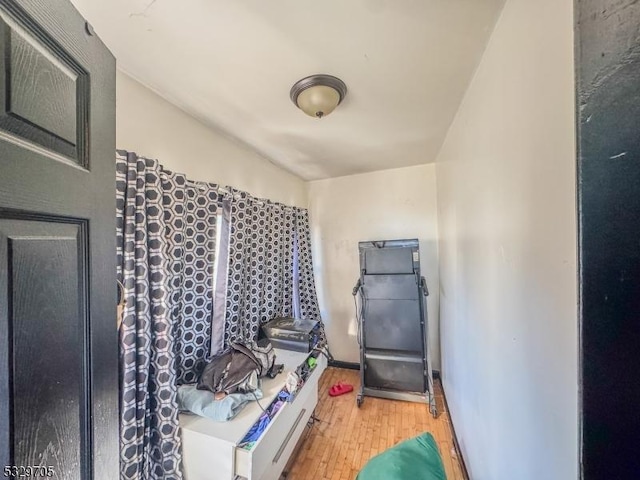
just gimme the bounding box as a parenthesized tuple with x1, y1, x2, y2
(177, 385, 263, 422)
(241, 410, 272, 444)
(240, 397, 287, 448)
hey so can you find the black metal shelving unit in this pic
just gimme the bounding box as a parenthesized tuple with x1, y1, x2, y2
(353, 239, 436, 416)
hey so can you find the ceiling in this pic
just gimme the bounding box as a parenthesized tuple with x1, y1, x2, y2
(70, 0, 504, 180)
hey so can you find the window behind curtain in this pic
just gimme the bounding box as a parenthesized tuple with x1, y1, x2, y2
(210, 198, 305, 355)
(292, 231, 301, 319)
(210, 198, 231, 355)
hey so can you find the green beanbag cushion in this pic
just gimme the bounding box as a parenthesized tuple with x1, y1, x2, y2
(357, 432, 447, 480)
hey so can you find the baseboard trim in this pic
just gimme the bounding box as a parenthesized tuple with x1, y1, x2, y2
(328, 360, 359, 370)
(440, 382, 471, 480)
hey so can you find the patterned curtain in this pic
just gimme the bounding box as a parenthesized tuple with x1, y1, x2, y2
(116, 151, 182, 480)
(223, 190, 263, 344)
(261, 201, 296, 323)
(222, 189, 328, 347)
(294, 208, 327, 347)
(223, 190, 297, 345)
(161, 171, 219, 384)
(115, 151, 328, 479)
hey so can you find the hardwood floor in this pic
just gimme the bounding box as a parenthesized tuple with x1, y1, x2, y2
(284, 367, 466, 480)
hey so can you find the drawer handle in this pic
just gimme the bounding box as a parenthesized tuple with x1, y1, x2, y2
(272, 408, 306, 464)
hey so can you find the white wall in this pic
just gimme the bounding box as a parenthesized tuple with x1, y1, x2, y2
(435, 0, 577, 479)
(116, 71, 307, 207)
(308, 165, 440, 368)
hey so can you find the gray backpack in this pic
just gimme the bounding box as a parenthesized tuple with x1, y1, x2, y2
(197, 340, 276, 395)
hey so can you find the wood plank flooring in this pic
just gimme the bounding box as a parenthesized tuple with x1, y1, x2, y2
(284, 367, 466, 480)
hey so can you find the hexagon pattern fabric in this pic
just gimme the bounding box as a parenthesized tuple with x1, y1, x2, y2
(161, 171, 218, 384)
(116, 151, 183, 480)
(223, 189, 297, 346)
(116, 151, 328, 480)
(223, 189, 327, 348)
(295, 208, 328, 347)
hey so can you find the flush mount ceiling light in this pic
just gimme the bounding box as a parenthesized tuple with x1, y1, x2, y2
(290, 74, 347, 119)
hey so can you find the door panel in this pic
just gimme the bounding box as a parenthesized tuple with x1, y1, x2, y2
(1, 220, 88, 478)
(0, 0, 116, 478)
(577, 1, 640, 478)
(0, 5, 89, 164)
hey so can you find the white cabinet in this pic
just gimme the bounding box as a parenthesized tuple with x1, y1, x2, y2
(181, 349, 326, 480)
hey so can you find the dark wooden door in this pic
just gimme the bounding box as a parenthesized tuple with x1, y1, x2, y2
(576, 1, 640, 478)
(0, 0, 117, 479)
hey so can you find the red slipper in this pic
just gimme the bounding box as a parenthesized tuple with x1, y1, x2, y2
(329, 382, 353, 397)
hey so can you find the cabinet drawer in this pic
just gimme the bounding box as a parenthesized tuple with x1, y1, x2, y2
(235, 371, 320, 480)
(263, 406, 313, 480)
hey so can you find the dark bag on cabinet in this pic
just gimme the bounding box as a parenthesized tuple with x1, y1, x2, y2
(197, 340, 276, 395)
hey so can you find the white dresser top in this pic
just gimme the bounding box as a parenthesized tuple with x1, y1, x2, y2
(179, 349, 317, 444)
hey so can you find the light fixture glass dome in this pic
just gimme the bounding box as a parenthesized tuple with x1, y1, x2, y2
(290, 74, 347, 119)
(296, 85, 341, 118)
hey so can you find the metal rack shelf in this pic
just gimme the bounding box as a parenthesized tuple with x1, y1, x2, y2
(353, 239, 436, 416)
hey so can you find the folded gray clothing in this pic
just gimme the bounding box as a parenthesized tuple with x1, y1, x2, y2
(178, 385, 263, 422)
